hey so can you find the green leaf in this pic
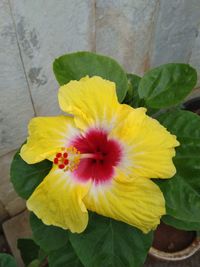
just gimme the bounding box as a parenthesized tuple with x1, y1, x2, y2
(157, 175, 200, 227)
(27, 259, 40, 267)
(0, 253, 17, 267)
(53, 51, 128, 102)
(17, 238, 40, 266)
(48, 243, 84, 267)
(139, 64, 197, 108)
(124, 73, 163, 116)
(162, 215, 200, 231)
(155, 110, 200, 228)
(123, 74, 142, 107)
(10, 150, 52, 199)
(70, 213, 153, 267)
(30, 213, 68, 253)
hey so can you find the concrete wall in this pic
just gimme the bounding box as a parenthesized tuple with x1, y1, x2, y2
(1, 0, 200, 221)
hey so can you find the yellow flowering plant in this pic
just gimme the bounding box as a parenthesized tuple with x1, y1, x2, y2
(10, 52, 200, 267)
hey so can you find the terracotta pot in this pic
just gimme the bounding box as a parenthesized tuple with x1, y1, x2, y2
(149, 222, 200, 261)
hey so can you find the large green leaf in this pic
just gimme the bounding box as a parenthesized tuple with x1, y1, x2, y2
(123, 74, 142, 107)
(17, 238, 40, 266)
(139, 64, 197, 108)
(157, 175, 200, 223)
(10, 151, 52, 199)
(53, 51, 128, 102)
(0, 254, 17, 267)
(30, 213, 68, 253)
(48, 243, 84, 267)
(70, 213, 153, 267)
(155, 110, 200, 228)
(162, 215, 200, 231)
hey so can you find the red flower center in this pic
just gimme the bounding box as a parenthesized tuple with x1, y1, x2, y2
(71, 129, 122, 184)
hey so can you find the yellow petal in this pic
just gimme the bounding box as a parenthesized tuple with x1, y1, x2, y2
(58, 76, 120, 130)
(110, 105, 179, 179)
(20, 115, 79, 164)
(84, 171, 165, 233)
(27, 167, 90, 233)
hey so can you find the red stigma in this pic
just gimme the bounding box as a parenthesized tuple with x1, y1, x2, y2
(58, 164, 65, 169)
(53, 150, 70, 170)
(64, 159, 69, 165)
(54, 158, 59, 164)
(56, 153, 62, 158)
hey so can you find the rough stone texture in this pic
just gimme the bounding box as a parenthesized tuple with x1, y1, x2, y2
(96, 0, 160, 75)
(151, 0, 200, 67)
(10, 0, 95, 116)
(1, 0, 200, 221)
(189, 26, 200, 87)
(3, 211, 32, 267)
(0, 202, 9, 224)
(188, 87, 200, 100)
(0, 0, 35, 156)
(5, 198, 26, 217)
(0, 150, 26, 217)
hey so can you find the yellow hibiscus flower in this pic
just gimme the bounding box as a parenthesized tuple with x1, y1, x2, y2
(20, 76, 179, 234)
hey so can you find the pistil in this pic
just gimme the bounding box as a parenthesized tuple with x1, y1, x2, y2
(53, 147, 106, 172)
(53, 146, 80, 171)
(81, 152, 104, 160)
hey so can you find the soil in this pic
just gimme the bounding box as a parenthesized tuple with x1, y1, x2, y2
(152, 222, 196, 253)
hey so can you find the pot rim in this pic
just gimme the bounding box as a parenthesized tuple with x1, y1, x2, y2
(149, 235, 200, 261)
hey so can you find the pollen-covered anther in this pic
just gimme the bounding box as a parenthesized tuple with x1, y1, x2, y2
(53, 146, 80, 172)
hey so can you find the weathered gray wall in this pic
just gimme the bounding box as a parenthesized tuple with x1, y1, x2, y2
(1, 0, 200, 220)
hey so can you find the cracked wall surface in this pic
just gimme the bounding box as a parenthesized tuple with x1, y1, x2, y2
(1, 0, 200, 220)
